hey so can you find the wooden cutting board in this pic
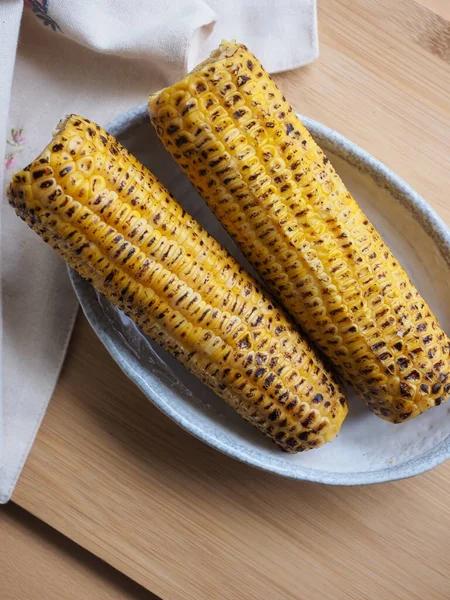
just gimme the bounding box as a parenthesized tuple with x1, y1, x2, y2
(12, 1, 450, 599)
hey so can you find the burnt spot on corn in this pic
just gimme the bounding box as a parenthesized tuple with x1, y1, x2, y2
(400, 382, 413, 398)
(432, 383, 441, 394)
(175, 135, 189, 148)
(75, 243, 89, 255)
(59, 165, 72, 177)
(301, 412, 316, 428)
(268, 408, 281, 421)
(122, 248, 136, 264)
(397, 357, 409, 370)
(237, 75, 250, 86)
(33, 169, 47, 180)
(405, 370, 420, 381)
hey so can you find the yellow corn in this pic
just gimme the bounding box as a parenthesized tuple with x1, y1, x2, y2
(8, 114, 347, 452)
(148, 41, 450, 423)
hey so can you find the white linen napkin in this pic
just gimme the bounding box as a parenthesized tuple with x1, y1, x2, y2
(0, 0, 318, 502)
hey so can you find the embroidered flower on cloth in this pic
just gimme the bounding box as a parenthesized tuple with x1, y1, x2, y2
(24, 0, 62, 33)
(5, 153, 16, 171)
(9, 128, 26, 147)
(4, 128, 26, 170)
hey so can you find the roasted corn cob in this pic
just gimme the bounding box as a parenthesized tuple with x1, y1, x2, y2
(8, 114, 347, 452)
(148, 41, 450, 423)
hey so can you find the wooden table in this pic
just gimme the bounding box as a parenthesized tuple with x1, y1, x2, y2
(3, 1, 450, 598)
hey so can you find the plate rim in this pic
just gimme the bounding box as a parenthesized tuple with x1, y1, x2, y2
(70, 104, 450, 485)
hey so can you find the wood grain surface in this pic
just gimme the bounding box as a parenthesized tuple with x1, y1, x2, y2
(0, 504, 157, 600)
(11, 1, 450, 599)
(419, 0, 450, 19)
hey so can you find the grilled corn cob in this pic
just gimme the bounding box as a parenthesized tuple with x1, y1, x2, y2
(8, 114, 347, 452)
(148, 41, 450, 423)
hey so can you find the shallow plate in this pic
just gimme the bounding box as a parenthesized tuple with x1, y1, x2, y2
(70, 104, 450, 485)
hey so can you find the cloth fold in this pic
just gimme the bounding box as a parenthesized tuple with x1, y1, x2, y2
(0, 0, 318, 502)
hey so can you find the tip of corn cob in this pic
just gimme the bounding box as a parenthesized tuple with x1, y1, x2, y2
(148, 41, 244, 113)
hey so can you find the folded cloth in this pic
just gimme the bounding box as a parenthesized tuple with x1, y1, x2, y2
(0, 0, 318, 502)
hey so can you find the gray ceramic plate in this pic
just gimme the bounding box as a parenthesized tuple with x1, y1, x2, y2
(69, 104, 450, 485)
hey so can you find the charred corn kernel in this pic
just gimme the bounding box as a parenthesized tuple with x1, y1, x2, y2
(8, 114, 347, 452)
(148, 41, 450, 423)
